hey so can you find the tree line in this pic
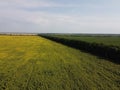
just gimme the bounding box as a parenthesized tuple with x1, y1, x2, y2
(39, 34, 120, 64)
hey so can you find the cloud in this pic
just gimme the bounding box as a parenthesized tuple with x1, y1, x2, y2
(1, 0, 118, 9)
(0, 0, 78, 8)
(0, 0, 120, 33)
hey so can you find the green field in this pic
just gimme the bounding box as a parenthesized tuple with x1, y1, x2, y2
(0, 36, 120, 90)
(50, 35, 120, 47)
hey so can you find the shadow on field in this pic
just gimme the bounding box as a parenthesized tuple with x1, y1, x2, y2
(38, 35, 120, 64)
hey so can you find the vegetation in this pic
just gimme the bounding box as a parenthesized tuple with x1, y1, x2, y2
(53, 35, 120, 47)
(40, 34, 120, 64)
(0, 35, 119, 90)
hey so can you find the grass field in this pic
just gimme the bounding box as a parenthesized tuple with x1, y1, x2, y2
(0, 36, 120, 90)
(50, 35, 120, 47)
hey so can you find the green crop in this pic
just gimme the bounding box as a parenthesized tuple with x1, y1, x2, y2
(0, 36, 119, 90)
(50, 35, 120, 47)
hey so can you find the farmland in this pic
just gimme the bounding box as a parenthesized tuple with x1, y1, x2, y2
(0, 35, 120, 90)
(43, 34, 120, 47)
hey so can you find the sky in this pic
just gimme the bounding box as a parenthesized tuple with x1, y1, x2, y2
(0, 0, 120, 34)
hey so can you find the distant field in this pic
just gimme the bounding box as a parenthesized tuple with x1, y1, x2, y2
(0, 36, 120, 90)
(49, 35, 120, 47)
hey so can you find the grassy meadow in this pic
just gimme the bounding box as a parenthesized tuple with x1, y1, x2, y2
(0, 36, 120, 90)
(48, 35, 120, 47)
(64, 36, 120, 47)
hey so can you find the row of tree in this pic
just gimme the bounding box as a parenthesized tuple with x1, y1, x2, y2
(40, 35, 120, 64)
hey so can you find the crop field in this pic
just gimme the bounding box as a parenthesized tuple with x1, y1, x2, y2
(0, 36, 120, 90)
(47, 35, 120, 47)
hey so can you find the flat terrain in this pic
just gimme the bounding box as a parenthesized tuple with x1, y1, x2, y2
(51, 35, 120, 47)
(0, 36, 120, 90)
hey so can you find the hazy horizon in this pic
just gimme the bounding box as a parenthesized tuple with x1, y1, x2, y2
(0, 0, 120, 34)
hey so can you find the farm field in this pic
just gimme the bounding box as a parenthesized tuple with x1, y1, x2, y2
(0, 36, 120, 90)
(47, 34, 120, 47)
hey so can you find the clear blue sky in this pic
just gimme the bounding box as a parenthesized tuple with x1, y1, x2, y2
(0, 0, 120, 33)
